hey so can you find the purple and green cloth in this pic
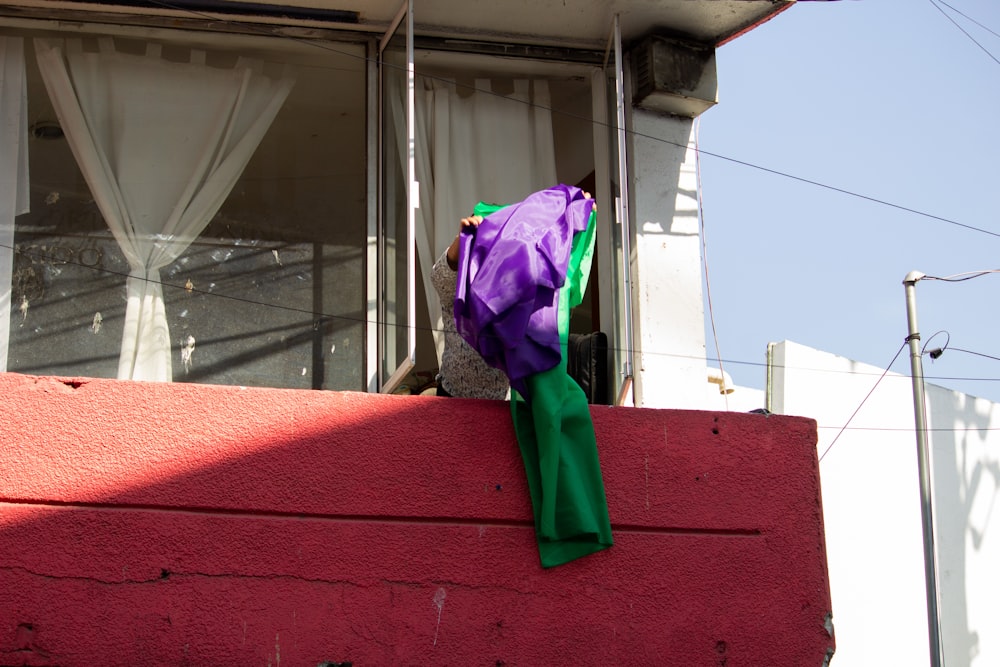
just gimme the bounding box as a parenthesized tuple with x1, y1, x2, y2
(454, 184, 613, 568)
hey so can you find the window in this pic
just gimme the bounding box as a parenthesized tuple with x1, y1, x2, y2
(2, 26, 368, 390)
(1, 11, 631, 399)
(402, 48, 624, 401)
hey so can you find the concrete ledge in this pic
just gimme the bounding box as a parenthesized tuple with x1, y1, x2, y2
(0, 372, 834, 665)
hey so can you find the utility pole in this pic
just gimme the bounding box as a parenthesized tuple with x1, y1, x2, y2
(903, 271, 945, 667)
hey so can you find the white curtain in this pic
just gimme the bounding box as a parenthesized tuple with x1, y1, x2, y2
(0, 36, 30, 373)
(413, 78, 557, 361)
(34, 37, 294, 381)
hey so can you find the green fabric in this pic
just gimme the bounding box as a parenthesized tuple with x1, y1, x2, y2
(503, 204, 612, 568)
(472, 201, 505, 218)
(470, 198, 612, 567)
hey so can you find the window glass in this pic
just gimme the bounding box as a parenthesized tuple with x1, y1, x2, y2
(4, 27, 367, 390)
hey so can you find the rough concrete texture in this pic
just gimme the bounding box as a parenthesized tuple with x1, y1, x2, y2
(0, 372, 835, 666)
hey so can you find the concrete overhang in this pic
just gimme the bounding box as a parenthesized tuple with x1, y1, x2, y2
(0, 0, 794, 49)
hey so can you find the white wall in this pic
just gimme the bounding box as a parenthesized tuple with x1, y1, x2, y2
(628, 111, 709, 409)
(770, 340, 999, 667)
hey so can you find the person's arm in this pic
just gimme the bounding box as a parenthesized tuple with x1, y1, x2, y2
(446, 215, 484, 270)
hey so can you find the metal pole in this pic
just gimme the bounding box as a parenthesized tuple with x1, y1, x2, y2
(903, 270, 945, 667)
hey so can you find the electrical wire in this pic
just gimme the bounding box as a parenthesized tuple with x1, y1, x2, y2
(0, 240, 869, 371)
(694, 117, 729, 408)
(928, 0, 1000, 67)
(922, 330, 950, 359)
(935, 0, 1000, 40)
(32, 0, 1000, 241)
(819, 341, 908, 462)
(818, 425, 1000, 433)
(947, 347, 1000, 364)
(922, 270, 1000, 282)
(795, 329, 1000, 438)
(12, 239, 1000, 393)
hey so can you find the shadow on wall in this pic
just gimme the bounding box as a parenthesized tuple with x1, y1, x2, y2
(928, 385, 1000, 667)
(628, 114, 698, 239)
(0, 373, 833, 665)
(0, 385, 529, 665)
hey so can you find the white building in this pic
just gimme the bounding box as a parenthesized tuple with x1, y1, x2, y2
(761, 340, 998, 667)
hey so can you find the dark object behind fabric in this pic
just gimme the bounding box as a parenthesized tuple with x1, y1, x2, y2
(567, 331, 609, 405)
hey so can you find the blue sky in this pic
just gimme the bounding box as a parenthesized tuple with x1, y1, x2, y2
(697, 0, 1000, 402)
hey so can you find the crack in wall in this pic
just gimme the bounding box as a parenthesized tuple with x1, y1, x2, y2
(3, 567, 566, 599)
(1, 565, 372, 588)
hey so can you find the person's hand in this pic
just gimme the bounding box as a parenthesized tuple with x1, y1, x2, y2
(583, 191, 596, 212)
(448, 215, 484, 269)
(460, 215, 484, 229)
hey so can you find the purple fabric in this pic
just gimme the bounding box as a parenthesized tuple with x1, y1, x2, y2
(454, 185, 595, 396)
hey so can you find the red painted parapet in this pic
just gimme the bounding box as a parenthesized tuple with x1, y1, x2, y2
(0, 373, 834, 666)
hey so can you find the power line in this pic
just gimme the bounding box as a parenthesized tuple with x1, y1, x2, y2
(937, 0, 1000, 39)
(694, 117, 730, 406)
(922, 269, 1000, 282)
(818, 425, 1000, 433)
(15, 239, 1000, 394)
(928, 0, 1000, 66)
(36, 0, 1000, 241)
(945, 347, 1000, 364)
(14, 240, 1000, 387)
(691, 147, 1000, 238)
(819, 341, 908, 461)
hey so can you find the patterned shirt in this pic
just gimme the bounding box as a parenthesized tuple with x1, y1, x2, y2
(431, 249, 509, 400)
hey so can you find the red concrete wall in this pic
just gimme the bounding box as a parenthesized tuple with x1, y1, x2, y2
(0, 372, 834, 666)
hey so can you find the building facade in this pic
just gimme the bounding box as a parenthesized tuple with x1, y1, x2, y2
(1, 0, 790, 406)
(0, 2, 842, 665)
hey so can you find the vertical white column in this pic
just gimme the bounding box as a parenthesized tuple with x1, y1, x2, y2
(628, 111, 707, 409)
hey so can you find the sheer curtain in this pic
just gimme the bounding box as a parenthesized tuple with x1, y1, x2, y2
(0, 36, 29, 372)
(34, 37, 294, 381)
(413, 77, 557, 361)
